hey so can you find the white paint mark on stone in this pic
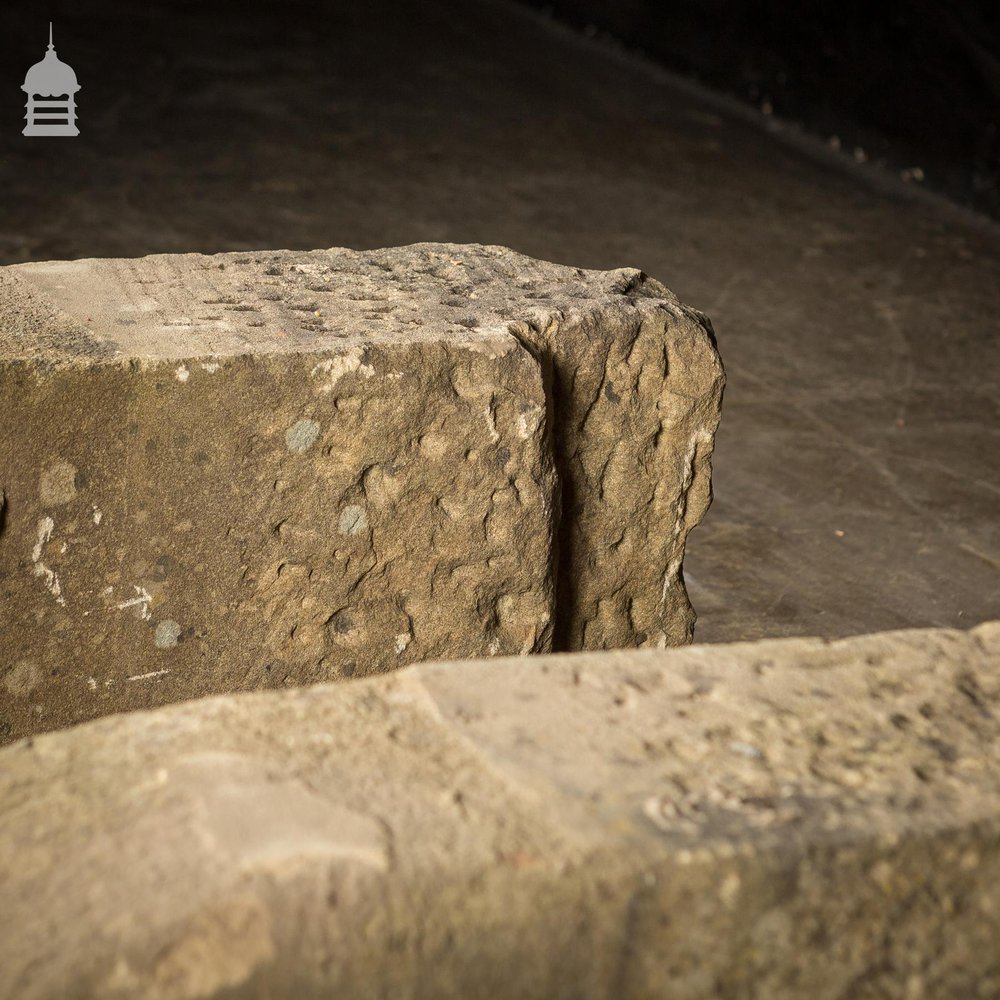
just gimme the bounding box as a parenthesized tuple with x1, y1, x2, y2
(483, 407, 500, 443)
(118, 585, 153, 621)
(33, 563, 65, 605)
(128, 668, 171, 681)
(661, 555, 683, 605)
(92, 505, 103, 525)
(32, 517, 55, 562)
(488, 638, 501, 655)
(30, 516, 66, 605)
(516, 405, 543, 440)
(87, 677, 97, 691)
(394, 632, 411, 655)
(286, 419, 321, 454)
(338, 504, 368, 536)
(154, 620, 182, 649)
(310, 349, 375, 393)
(660, 427, 715, 609)
(175, 364, 190, 382)
(201, 362, 220, 373)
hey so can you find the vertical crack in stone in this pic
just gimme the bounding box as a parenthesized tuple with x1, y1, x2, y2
(504, 319, 566, 651)
(0, 244, 722, 738)
(508, 277, 724, 652)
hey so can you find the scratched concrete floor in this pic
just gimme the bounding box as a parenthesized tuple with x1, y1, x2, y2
(1, 0, 997, 643)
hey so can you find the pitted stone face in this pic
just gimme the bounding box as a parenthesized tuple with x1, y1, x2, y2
(0, 243, 665, 363)
(0, 243, 723, 742)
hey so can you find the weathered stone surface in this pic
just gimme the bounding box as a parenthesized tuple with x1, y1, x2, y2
(508, 272, 724, 650)
(1, 622, 998, 999)
(0, 244, 722, 740)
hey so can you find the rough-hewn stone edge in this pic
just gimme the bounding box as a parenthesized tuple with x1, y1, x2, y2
(0, 328, 559, 743)
(1, 622, 998, 998)
(507, 278, 726, 650)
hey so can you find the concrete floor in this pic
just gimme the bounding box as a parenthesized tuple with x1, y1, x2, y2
(3, 0, 998, 643)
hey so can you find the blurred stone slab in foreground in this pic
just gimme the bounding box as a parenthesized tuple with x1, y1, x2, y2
(0, 243, 722, 740)
(1, 622, 997, 998)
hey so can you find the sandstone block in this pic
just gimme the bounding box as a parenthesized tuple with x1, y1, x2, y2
(1, 622, 997, 998)
(0, 244, 722, 739)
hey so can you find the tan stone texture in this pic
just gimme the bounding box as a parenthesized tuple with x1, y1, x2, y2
(1, 622, 998, 999)
(510, 272, 724, 650)
(0, 244, 722, 740)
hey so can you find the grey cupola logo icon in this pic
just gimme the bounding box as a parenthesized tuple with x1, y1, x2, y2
(22, 23, 80, 137)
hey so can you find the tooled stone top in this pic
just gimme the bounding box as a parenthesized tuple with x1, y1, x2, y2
(0, 243, 680, 367)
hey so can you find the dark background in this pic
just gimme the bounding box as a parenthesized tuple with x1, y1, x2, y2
(4, 0, 999, 224)
(1, 0, 998, 644)
(523, 0, 1000, 219)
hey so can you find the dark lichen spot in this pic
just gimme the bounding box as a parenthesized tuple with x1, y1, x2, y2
(330, 611, 354, 634)
(924, 737, 959, 763)
(604, 381, 621, 404)
(151, 554, 178, 582)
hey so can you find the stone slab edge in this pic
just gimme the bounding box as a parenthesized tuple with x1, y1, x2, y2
(1, 621, 998, 999)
